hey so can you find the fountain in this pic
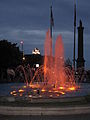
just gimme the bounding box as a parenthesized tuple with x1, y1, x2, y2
(10, 30, 79, 98)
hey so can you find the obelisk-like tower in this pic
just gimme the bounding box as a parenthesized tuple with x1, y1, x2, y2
(73, 0, 76, 70)
(77, 20, 85, 69)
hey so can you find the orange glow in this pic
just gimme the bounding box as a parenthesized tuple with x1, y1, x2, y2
(56, 94, 60, 97)
(41, 89, 46, 92)
(33, 89, 37, 92)
(44, 66, 47, 74)
(20, 94, 23, 97)
(10, 92, 13, 95)
(52, 88, 56, 90)
(60, 91, 65, 95)
(54, 90, 59, 93)
(50, 94, 53, 97)
(18, 89, 24, 93)
(59, 86, 64, 90)
(29, 84, 40, 88)
(68, 87, 76, 91)
(49, 90, 52, 92)
(10, 90, 16, 95)
(23, 86, 27, 88)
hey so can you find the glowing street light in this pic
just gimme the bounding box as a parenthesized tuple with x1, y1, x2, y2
(22, 56, 25, 60)
(36, 64, 39, 68)
(20, 40, 24, 52)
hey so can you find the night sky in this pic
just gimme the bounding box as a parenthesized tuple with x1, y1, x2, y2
(0, 0, 90, 69)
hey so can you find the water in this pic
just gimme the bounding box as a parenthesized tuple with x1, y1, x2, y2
(0, 83, 90, 97)
(0, 83, 25, 96)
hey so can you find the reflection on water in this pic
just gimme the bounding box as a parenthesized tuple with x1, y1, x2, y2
(0, 83, 90, 97)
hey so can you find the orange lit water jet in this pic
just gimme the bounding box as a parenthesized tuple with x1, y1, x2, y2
(31, 31, 77, 93)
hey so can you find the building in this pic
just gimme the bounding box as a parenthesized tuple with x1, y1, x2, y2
(32, 48, 40, 55)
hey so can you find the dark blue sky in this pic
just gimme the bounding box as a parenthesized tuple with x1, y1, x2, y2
(0, 0, 90, 69)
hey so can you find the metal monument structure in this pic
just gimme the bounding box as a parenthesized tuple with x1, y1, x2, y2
(73, 0, 76, 70)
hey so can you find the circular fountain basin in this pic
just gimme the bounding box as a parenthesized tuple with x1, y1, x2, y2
(0, 83, 90, 99)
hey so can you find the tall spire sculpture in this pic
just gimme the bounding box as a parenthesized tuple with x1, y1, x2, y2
(50, 5, 54, 57)
(50, 5, 54, 38)
(73, 0, 76, 70)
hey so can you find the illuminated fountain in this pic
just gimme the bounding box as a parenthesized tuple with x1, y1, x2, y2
(10, 30, 79, 98)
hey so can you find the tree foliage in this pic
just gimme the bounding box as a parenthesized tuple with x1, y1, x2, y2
(0, 40, 21, 69)
(65, 58, 72, 69)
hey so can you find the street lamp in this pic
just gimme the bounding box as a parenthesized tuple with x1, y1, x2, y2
(20, 40, 25, 61)
(20, 40, 24, 52)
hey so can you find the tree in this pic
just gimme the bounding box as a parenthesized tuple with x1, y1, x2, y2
(0, 40, 22, 82)
(65, 58, 72, 69)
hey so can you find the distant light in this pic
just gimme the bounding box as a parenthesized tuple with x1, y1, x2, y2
(20, 40, 24, 44)
(20, 94, 23, 97)
(32, 48, 40, 55)
(36, 64, 39, 68)
(33, 89, 37, 92)
(54, 90, 58, 93)
(39, 95, 42, 98)
(56, 94, 60, 97)
(23, 86, 27, 88)
(23, 57, 25, 60)
(59, 86, 64, 90)
(49, 90, 52, 93)
(41, 89, 46, 92)
(60, 91, 65, 95)
(18, 89, 24, 93)
(76, 72, 78, 74)
(13, 94, 17, 96)
(68, 87, 76, 91)
(10, 90, 16, 95)
(28, 95, 32, 98)
(50, 94, 53, 97)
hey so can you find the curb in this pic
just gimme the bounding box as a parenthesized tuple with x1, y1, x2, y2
(0, 106, 90, 115)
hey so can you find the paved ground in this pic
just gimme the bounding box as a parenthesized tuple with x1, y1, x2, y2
(0, 114, 90, 120)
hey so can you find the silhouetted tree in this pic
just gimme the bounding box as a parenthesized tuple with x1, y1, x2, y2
(0, 40, 22, 82)
(65, 58, 72, 69)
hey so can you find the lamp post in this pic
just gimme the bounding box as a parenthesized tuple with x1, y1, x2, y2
(20, 40, 25, 62)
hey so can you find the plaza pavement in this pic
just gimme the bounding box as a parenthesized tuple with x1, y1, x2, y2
(0, 114, 90, 120)
(0, 105, 90, 115)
